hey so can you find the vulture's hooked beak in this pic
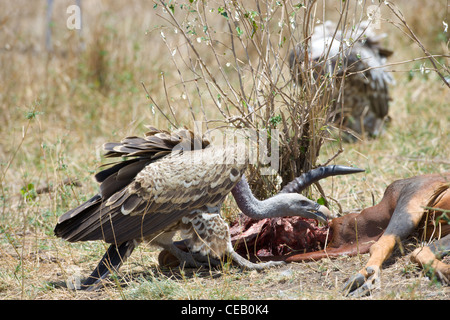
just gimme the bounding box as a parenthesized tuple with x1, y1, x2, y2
(309, 202, 334, 223)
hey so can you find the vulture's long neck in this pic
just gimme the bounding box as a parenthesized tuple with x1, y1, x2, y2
(231, 175, 295, 219)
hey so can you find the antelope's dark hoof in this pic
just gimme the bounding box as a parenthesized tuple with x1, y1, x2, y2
(158, 250, 181, 268)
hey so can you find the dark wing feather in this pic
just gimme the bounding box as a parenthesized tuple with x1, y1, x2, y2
(55, 158, 245, 244)
(97, 160, 150, 199)
(95, 159, 139, 183)
(54, 127, 213, 244)
(55, 198, 186, 244)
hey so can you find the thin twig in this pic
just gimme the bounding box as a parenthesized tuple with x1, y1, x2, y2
(385, 1, 450, 88)
(141, 81, 178, 128)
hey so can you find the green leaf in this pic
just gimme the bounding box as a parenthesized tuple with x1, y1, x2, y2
(25, 110, 43, 120)
(316, 197, 326, 206)
(20, 183, 37, 201)
(236, 26, 243, 37)
(217, 7, 228, 19)
(269, 114, 282, 127)
(251, 20, 258, 38)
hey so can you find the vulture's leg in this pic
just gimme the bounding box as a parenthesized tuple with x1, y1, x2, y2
(190, 213, 286, 270)
(158, 241, 285, 270)
(227, 250, 285, 270)
(158, 213, 285, 271)
(410, 233, 450, 284)
(81, 240, 137, 291)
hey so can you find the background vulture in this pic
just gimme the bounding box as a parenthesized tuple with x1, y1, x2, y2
(289, 20, 394, 140)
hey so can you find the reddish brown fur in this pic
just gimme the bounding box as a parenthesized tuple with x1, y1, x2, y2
(421, 183, 450, 241)
(161, 173, 450, 288)
(286, 173, 450, 266)
(285, 177, 401, 262)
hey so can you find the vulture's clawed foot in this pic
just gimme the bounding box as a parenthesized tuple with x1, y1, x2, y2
(343, 265, 380, 297)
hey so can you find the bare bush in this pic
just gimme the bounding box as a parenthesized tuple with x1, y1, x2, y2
(149, 0, 368, 197)
(147, 0, 449, 199)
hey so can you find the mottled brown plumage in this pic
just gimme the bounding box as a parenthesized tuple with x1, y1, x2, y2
(55, 127, 253, 289)
(54, 126, 361, 290)
(289, 20, 394, 139)
(57, 145, 247, 243)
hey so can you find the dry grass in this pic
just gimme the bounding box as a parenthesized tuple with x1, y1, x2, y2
(0, 0, 449, 300)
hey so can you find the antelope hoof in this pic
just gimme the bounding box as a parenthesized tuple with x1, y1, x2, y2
(158, 249, 182, 268)
(343, 266, 380, 297)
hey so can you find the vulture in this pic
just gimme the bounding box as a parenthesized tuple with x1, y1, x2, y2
(54, 126, 363, 290)
(289, 20, 394, 140)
